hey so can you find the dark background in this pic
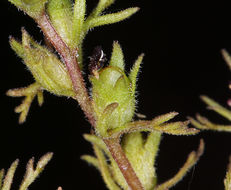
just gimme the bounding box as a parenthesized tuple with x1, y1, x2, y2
(1, 1, 231, 190)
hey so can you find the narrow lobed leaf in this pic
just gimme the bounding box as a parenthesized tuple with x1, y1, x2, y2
(88, 0, 115, 19)
(93, 145, 121, 190)
(0, 169, 5, 189)
(129, 54, 144, 96)
(151, 112, 179, 126)
(81, 155, 100, 170)
(191, 114, 231, 132)
(200, 95, 231, 121)
(36, 152, 53, 173)
(83, 134, 108, 153)
(224, 156, 231, 190)
(9, 36, 24, 59)
(72, 0, 86, 47)
(1, 160, 19, 190)
(110, 41, 125, 70)
(19, 153, 53, 190)
(221, 49, 231, 71)
(84, 7, 139, 31)
(155, 139, 204, 190)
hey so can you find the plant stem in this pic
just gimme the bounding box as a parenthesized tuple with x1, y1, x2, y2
(36, 12, 143, 190)
(104, 138, 144, 190)
(36, 13, 95, 127)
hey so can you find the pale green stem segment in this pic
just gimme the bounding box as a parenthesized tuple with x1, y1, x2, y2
(155, 140, 204, 190)
(224, 156, 231, 190)
(201, 96, 231, 121)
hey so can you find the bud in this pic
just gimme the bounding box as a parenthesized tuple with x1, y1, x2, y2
(10, 29, 75, 97)
(90, 42, 143, 137)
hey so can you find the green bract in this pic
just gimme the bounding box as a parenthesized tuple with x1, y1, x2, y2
(90, 42, 143, 137)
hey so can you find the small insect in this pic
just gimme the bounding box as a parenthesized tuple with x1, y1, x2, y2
(88, 46, 106, 79)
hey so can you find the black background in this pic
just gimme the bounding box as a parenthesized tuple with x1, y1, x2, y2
(1, 1, 231, 190)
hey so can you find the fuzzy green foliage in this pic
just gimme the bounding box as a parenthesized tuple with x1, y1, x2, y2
(83, 133, 204, 190)
(82, 112, 201, 190)
(6, 1, 205, 190)
(82, 132, 160, 190)
(8, 0, 48, 19)
(7, 0, 139, 123)
(90, 42, 143, 137)
(46, 0, 139, 65)
(225, 157, 231, 190)
(0, 153, 53, 190)
(190, 50, 231, 132)
(112, 132, 161, 190)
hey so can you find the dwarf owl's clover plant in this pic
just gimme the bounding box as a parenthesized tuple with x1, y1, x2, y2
(4, 0, 205, 190)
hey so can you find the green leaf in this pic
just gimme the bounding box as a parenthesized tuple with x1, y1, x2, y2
(109, 41, 125, 70)
(19, 153, 53, 190)
(1, 160, 18, 190)
(201, 95, 231, 121)
(224, 156, 231, 190)
(93, 145, 121, 190)
(47, 0, 73, 46)
(155, 140, 204, 190)
(221, 49, 231, 71)
(9, 36, 24, 59)
(83, 134, 108, 153)
(84, 7, 139, 32)
(108, 113, 199, 137)
(8, 0, 48, 19)
(189, 114, 231, 132)
(72, 0, 86, 47)
(87, 0, 115, 19)
(81, 155, 100, 170)
(0, 169, 5, 189)
(129, 54, 144, 96)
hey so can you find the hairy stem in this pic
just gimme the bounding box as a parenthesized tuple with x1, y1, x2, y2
(36, 13, 95, 126)
(36, 12, 143, 190)
(104, 138, 144, 190)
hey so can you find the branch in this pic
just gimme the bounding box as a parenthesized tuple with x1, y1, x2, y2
(104, 138, 144, 190)
(35, 13, 95, 126)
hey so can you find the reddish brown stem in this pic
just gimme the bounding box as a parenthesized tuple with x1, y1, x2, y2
(36, 13, 95, 126)
(104, 138, 144, 190)
(36, 12, 143, 190)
